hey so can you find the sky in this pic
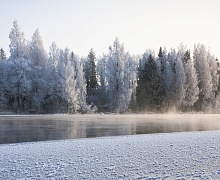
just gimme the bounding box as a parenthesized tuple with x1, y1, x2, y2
(0, 0, 220, 58)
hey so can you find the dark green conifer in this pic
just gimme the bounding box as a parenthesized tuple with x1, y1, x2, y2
(87, 48, 98, 89)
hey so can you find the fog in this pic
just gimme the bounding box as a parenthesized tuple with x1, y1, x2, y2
(0, 114, 220, 144)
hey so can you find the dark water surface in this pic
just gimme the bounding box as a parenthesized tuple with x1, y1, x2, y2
(0, 114, 220, 144)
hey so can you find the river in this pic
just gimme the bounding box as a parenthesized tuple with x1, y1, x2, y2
(0, 114, 220, 144)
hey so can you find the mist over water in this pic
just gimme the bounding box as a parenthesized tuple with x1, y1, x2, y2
(0, 114, 220, 144)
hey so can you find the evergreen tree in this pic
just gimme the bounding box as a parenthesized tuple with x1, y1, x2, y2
(158, 47, 163, 58)
(0, 48, 7, 61)
(144, 54, 164, 112)
(156, 47, 168, 109)
(163, 58, 173, 109)
(87, 49, 98, 89)
(183, 50, 190, 64)
(136, 52, 150, 111)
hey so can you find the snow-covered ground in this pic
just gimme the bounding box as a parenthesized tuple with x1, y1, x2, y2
(0, 131, 220, 179)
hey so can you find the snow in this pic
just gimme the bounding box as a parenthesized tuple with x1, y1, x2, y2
(0, 131, 220, 179)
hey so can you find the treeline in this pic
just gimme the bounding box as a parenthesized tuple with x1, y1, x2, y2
(0, 20, 219, 114)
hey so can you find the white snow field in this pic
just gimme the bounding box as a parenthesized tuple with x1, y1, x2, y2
(0, 131, 220, 179)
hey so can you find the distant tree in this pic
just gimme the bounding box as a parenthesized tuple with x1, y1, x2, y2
(9, 20, 27, 59)
(0, 48, 7, 61)
(136, 52, 150, 111)
(87, 48, 98, 89)
(29, 29, 47, 67)
(156, 47, 168, 109)
(97, 55, 108, 108)
(70, 52, 90, 113)
(7, 20, 30, 113)
(28, 29, 47, 112)
(163, 57, 173, 109)
(144, 54, 164, 112)
(174, 47, 186, 110)
(43, 42, 62, 112)
(207, 50, 218, 98)
(0, 52, 6, 110)
(104, 38, 136, 112)
(182, 52, 199, 111)
(158, 47, 163, 58)
(194, 44, 213, 111)
(7, 57, 31, 113)
(65, 56, 79, 113)
(183, 50, 190, 64)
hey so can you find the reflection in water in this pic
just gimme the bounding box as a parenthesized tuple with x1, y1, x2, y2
(0, 114, 220, 144)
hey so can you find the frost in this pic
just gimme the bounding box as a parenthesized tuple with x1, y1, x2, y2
(0, 131, 220, 179)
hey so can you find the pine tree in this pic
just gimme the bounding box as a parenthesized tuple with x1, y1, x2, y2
(136, 57, 146, 111)
(183, 50, 190, 64)
(144, 54, 164, 112)
(87, 49, 98, 89)
(158, 47, 163, 58)
(0, 48, 7, 61)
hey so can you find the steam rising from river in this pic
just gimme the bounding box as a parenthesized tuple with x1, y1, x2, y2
(0, 114, 220, 144)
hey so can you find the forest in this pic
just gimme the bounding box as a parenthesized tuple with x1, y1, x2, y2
(0, 20, 219, 114)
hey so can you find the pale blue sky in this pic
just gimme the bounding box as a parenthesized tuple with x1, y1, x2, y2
(0, 0, 220, 58)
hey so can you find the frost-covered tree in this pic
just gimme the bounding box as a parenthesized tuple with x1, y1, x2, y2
(70, 52, 89, 113)
(43, 42, 61, 112)
(28, 29, 47, 112)
(29, 29, 47, 67)
(174, 46, 186, 109)
(2, 21, 220, 114)
(105, 38, 136, 112)
(194, 44, 213, 111)
(96, 54, 109, 110)
(9, 20, 28, 59)
(7, 20, 30, 113)
(156, 47, 168, 74)
(182, 51, 199, 110)
(0, 48, 7, 110)
(163, 57, 173, 109)
(156, 47, 168, 109)
(0, 54, 6, 110)
(126, 55, 138, 110)
(65, 54, 79, 113)
(207, 50, 218, 100)
(7, 57, 31, 113)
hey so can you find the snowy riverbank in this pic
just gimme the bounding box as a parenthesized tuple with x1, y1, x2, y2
(0, 131, 220, 179)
